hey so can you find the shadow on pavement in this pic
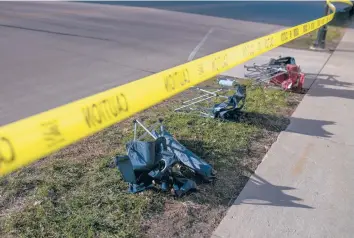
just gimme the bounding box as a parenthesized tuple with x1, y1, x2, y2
(330, 49, 354, 53)
(240, 112, 335, 138)
(234, 172, 314, 209)
(304, 73, 354, 100)
(287, 117, 334, 138)
(304, 73, 351, 87)
(307, 86, 354, 100)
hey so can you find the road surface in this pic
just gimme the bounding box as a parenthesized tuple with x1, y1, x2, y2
(0, 1, 282, 125)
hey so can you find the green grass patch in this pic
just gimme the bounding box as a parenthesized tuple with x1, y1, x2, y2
(0, 80, 302, 237)
(284, 25, 346, 50)
(284, 7, 353, 50)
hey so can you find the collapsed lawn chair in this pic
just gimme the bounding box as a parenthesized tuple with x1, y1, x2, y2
(174, 76, 247, 120)
(244, 56, 305, 91)
(115, 119, 216, 197)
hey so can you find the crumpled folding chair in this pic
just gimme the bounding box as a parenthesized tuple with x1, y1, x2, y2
(174, 76, 247, 120)
(244, 56, 305, 91)
(115, 119, 216, 197)
(115, 136, 174, 193)
(212, 84, 246, 119)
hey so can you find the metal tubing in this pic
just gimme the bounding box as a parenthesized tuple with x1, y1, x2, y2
(138, 121, 160, 140)
(175, 95, 217, 111)
(135, 119, 157, 139)
(133, 121, 137, 141)
(195, 88, 220, 96)
(182, 94, 208, 104)
(199, 111, 214, 118)
(196, 88, 228, 99)
(182, 89, 221, 104)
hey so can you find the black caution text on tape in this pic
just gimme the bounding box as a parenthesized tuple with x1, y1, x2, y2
(83, 93, 128, 128)
(41, 120, 65, 148)
(264, 36, 274, 49)
(281, 31, 289, 42)
(164, 68, 190, 92)
(0, 136, 15, 165)
(212, 53, 228, 72)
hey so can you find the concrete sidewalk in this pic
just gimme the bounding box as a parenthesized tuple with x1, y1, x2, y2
(213, 23, 354, 238)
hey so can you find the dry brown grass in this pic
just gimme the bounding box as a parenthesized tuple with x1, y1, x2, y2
(0, 78, 304, 238)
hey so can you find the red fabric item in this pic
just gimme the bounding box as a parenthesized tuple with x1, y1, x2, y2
(269, 64, 305, 91)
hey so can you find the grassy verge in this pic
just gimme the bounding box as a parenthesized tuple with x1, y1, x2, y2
(283, 8, 352, 50)
(283, 25, 346, 50)
(0, 78, 304, 238)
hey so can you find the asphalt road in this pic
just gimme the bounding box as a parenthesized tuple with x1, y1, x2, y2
(0, 1, 282, 125)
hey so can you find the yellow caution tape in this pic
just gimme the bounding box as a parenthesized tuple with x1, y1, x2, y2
(0, 0, 352, 176)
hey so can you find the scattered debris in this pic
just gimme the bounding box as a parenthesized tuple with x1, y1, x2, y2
(174, 76, 247, 120)
(115, 119, 216, 197)
(244, 56, 305, 91)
